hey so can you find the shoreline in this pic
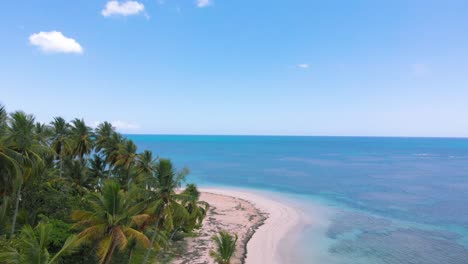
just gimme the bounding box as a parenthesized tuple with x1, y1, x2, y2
(204, 191, 268, 264)
(200, 188, 304, 264)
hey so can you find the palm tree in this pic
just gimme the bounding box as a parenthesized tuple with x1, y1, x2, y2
(114, 139, 138, 169)
(101, 132, 123, 177)
(94, 122, 116, 178)
(63, 158, 94, 194)
(0, 104, 7, 132)
(0, 147, 20, 200)
(6, 111, 49, 235)
(0, 196, 9, 235)
(34, 122, 52, 144)
(142, 159, 189, 264)
(182, 184, 209, 231)
(94, 121, 115, 153)
(0, 105, 20, 235)
(70, 118, 94, 160)
(50, 117, 71, 178)
(71, 180, 150, 264)
(0, 223, 80, 264)
(209, 231, 238, 264)
(114, 139, 138, 189)
(135, 150, 158, 188)
(89, 154, 107, 188)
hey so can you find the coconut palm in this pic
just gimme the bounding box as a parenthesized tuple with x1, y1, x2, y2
(209, 231, 238, 264)
(94, 122, 114, 152)
(0, 105, 20, 235)
(6, 111, 49, 235)
(94, 122, 115, 177)
(114, 139, 138, 170)
(0, 223, 80, 264)
(134, 150, 158, 187)
(34, 122, 52, 144)
(63, 158, 94, 194)
(70, 118, 94, 160)
(89, 154, 107, 185)
(182, 184, 209, 231)
(0, 136, 21, 199)
(0, 196, 10, 235)
(142, 159, 189, 264)
(101, 132, 123, 177)
(0, 151, 20, 235)
(114, 139, 139, 189)
(0, 104, 8, 135)
(50, 117, 71, 178)
(71, 180, 150, 264)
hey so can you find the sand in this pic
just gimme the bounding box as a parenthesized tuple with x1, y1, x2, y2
(171, 188, 303, 264)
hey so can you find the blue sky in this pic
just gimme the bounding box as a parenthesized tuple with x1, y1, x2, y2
(1, 0, 467, 136)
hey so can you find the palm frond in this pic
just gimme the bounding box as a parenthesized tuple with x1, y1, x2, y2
(48, 235, 82, 263)
(96, 235, 113, 264)
(123, 227, 150, 248)
(0, 247, 20, 264)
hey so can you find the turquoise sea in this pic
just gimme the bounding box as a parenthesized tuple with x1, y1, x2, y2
(129, 135, 468, 263)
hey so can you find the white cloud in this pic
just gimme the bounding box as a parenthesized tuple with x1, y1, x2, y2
(29, 31, 83, 54)
(297, 63, 310, 69)
(111, 120, 141, 130)
(196, 0, 212, 8)
(102, 1, 145, 17)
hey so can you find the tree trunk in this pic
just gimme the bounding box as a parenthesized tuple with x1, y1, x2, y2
(127, 247, 134, 264)
(149, 224, 182, 263)
(169, 225, 182, 241)
(10, 187, 21, 235)
(142, 217, 161, 264)
(104, 241, 118, 264)
(127, 169, 131, 191)
(59, 149, 63, 178)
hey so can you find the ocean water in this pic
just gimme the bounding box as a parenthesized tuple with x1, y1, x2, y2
(129, 135, 468, 263)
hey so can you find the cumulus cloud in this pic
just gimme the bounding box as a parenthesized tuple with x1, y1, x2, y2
(102, 1, 145, 17)
(29, 31, 83, 54)
(196, 0, 212, 8)
(297, 63, 310, 69)
(112, 120, 141, 130)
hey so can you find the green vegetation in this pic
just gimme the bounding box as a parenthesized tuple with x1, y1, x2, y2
(209, 231, 238, 264)
(0, 104, 208, 264)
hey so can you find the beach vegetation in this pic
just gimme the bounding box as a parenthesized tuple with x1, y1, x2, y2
(0, 103, 209, 264)
(209, 231, 238, 264)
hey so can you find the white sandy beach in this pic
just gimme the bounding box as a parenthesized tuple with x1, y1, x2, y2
(173, 187, 305, 264)
(204, 188, 304, 264)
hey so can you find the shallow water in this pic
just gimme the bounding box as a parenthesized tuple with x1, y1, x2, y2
(129, 135, 468, 263)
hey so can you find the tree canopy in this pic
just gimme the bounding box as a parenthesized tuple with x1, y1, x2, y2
(0, 104, 209, 264)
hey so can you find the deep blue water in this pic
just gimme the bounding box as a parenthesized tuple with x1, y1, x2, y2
(129, 135, 468, 263)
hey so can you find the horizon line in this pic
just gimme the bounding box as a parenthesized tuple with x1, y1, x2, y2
(122, 133, 468, 139)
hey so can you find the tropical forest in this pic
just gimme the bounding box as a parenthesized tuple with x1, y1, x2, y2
(0, 104, 224, 264)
